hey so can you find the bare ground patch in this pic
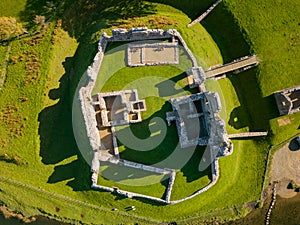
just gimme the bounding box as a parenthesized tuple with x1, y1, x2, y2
(271, 143, 300, 198)
(277, 117, 291, 126)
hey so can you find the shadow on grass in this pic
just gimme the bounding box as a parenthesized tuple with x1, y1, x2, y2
(155, 72, 187, 97)
(288, 138, 300, 151)
(19, 0, 66, 30)
(202, 2, 251, 62)
(181, 146, 212, 182)
(227, 69, 279, 132)
(47, 157, 91, 191)
(62, 0, 156, 40)
(19, 0, 157, 46)
(117, 102, 176, 165)
(19, 0, 50, 24)
(38, 58, 77, 165)
(38, 56, 91, 191)
(47, 158, 91, 192)
(201, 3, 280, 132)
(148, 0, 216, 20)
(115, 102, 210, 178)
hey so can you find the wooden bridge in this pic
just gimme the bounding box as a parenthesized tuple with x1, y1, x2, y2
(205, 55, 259, 78)
(187, 0, 222, 27)
(228, 132, 268, 139)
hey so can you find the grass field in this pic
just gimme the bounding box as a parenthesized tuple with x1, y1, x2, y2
(0, 0, 299, 224)
(220, 0, 300, 145)
(0, 0, 26, 20)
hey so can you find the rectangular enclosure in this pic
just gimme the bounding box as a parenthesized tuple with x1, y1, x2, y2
(127, 42, 179, 66)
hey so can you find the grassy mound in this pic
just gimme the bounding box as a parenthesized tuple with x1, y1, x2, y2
(0, 0, 299, 224)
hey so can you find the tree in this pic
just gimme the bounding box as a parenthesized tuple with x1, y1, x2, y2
(33, 15, 46, 25)
(0, 17, 25, 41)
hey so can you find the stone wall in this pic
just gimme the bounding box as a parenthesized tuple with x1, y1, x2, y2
(169, 159, 219, 204)
(127, 42, 179, 67)
(110, 27, 172, 42)
(110, 126, 120, 158)
(172, 30, 198, 67)
(78, 34, 108, 171)
(119, 159, 169, 174)
(165, 170, 176, 203)
(79, 28, 223, 205)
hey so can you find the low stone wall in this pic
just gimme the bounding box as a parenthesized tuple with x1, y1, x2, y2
(79, 88, 100, 153)
(265, 182, 278, 225)
(110, 28, 173, 42)
(165, 170, 176, 203)
(169, 159, 219, 204)
(110, 126, 120, 158)
(119, 159, 169, 174)
(91, 183, 114, 192)
(127, 42, 179, 67)
(172, 30, 198, 67)
(91, 159, 220, 205)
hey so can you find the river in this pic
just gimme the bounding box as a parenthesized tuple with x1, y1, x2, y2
(0, 214, 70, 225)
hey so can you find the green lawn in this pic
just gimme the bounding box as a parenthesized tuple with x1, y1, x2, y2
(0, 0, 26, 20)
(0, 0, 299, 224)
(221, 0, 300, 144)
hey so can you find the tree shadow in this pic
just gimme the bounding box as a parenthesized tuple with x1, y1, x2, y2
(288, 138, 300, 151)
(148, 0, 216, 20)
(38, 56, 91, 191)
(19, 0, 49, 23)
(47, 159, 79, 183)
(62, 0, 156, 40)
(38, 57, 78, 165)
(19, 0, 65, 30)
(19, 0, 157, 41)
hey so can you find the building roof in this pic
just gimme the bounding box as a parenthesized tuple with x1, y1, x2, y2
(274, 85, 300, 115)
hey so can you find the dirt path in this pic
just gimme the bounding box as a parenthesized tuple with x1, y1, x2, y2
(271, 143, 300, 198)
(223, 193, 300, 225)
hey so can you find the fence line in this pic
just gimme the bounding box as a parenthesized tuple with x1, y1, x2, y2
(0, 43, 11, 92)
(0, 176, 159, 224)
(260, 133, 300, 202)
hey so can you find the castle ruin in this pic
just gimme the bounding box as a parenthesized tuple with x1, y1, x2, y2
(78, 27, 259, 204)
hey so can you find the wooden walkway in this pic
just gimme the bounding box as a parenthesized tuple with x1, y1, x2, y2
(187, 0, 222, 27)
(228, 132, 268, 139)
(205, 55, 259, 78)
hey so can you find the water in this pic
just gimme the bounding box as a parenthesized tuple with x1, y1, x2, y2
(0, 214, 70, 225)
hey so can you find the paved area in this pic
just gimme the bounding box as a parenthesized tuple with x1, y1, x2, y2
(271, 143, 300, 198)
